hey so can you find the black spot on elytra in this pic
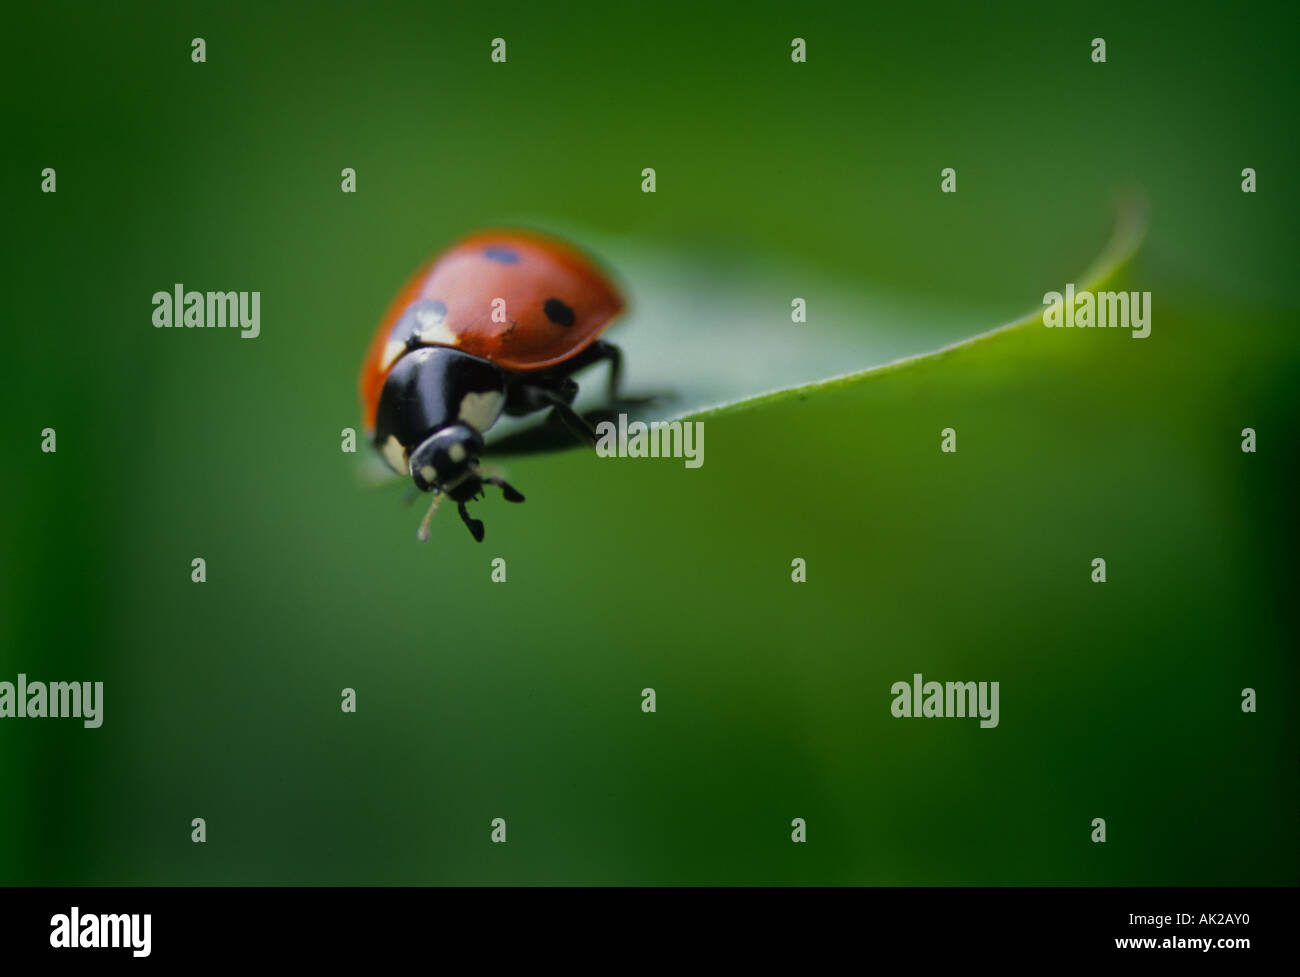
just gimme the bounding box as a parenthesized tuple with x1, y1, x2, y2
(544, 298, 575, 327)
(483, 247, 519, 264)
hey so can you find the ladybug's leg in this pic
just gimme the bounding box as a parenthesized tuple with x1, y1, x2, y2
(539, 390, 599, 446)
(592, 341, 635, 405)
(541, 340, 624, 403)
(481, 476, 525, 503)
(503, 371, 599, 446)
(457, 502, 486, 543)
(567, 341, 659, 408)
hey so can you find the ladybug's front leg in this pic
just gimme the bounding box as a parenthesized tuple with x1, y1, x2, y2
(456, 501, 485, 542)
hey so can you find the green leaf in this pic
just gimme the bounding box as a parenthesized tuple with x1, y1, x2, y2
(694, 196, 1148, 422)
(492, 198, 1146, 453)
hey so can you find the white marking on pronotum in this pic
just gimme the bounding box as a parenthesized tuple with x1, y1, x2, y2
(382, 435, 407, 473)
(420, 465, 437, 483)
(449, 443, 466, 463)
(458, 391, 504, 432)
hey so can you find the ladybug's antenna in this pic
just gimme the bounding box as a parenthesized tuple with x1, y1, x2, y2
(416, 490, 443, 542)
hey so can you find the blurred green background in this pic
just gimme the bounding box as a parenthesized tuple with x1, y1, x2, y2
(1, 0, 1296, 884)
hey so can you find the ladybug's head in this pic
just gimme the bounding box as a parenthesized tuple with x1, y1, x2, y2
(408, 424, 525, 542)
(410, 424, 483, 497)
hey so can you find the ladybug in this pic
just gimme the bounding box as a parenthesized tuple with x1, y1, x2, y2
(360, 229, 628, 542)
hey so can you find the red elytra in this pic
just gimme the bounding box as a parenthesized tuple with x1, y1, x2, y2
(359, 229, 624, 433)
